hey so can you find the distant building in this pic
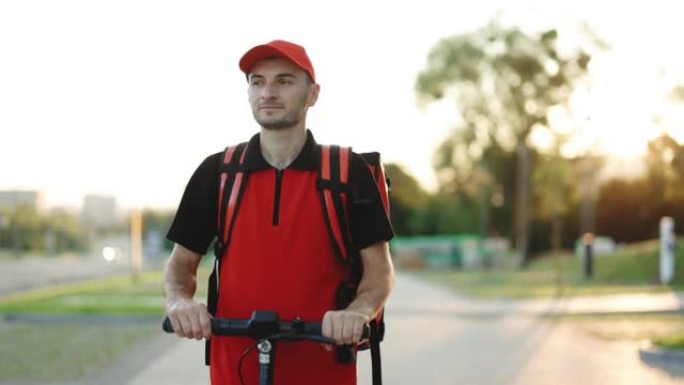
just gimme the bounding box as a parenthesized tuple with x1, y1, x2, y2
(0, 190, 44, 211)
(82, 194, 117, 230)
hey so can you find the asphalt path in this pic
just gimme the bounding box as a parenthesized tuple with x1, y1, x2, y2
(355, 274, 684, 385)
(124, 272, 684, 384)
(0, 255, 132, 296)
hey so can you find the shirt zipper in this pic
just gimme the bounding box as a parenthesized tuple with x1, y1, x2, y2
(272, 169, 283, 226)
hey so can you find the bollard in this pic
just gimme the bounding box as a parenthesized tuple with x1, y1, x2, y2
(582, 232, 593, 280)
(660, 217, 675, 284)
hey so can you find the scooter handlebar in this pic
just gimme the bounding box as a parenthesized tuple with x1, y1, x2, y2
(162, 310, 369, 344)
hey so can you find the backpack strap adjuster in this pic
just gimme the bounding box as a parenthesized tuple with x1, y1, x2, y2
(315, 179, 350, 193)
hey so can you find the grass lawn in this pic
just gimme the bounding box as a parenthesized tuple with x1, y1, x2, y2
(551, 313, 684, 343)
(412, 238, 684, 300)
(0, 266, 211, 315)
(653, 332, 684, 350)
(0, 264, 212, 382)
(0, 323, 159, 382)
(409, 238, 684, 351)
(414, 268, 673, 300)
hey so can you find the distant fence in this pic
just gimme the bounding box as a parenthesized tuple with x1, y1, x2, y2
(390, 234, 511, 270)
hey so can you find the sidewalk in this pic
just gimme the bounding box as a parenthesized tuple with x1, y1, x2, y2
(520, 291, 684, 315)
(125, 274, 684, 385)
(126, 338, 209, 385)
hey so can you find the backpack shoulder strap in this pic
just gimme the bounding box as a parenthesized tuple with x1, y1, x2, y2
(317, 144, 353, 262)
(318, 146, 389, 385)
(205, 141, 249, 366)
(359, 152, 390, 385)
(216, 142, 250, 256)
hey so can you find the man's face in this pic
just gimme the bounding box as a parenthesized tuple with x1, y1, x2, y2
(247, 58, 319, 130)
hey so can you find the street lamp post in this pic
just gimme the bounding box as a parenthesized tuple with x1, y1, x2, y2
(582, 232, 594, 280)
(130, 209, 143, 282)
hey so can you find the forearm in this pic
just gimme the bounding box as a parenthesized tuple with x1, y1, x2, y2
(346, 242, 395, 320)
(163, 245, 201, 304)
(346, 272, 393, 320)
(163, 244, 212, 339)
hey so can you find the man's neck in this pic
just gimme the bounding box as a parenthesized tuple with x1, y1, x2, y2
(259, 127, 307, 170)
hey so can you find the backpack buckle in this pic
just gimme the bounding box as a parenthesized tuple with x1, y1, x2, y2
(214, 240, 225, 258)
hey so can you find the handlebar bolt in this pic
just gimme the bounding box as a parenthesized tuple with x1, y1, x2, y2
(258, 340, 273, 364)
(258, 340, 272, 354)
(292, 317, 305, 333)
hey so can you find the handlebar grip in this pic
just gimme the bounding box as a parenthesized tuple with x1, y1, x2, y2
(162, 317, 249, 335)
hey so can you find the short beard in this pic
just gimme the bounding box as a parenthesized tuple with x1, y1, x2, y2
(255, 115, 301, 130)
(253, 96, 308, 130)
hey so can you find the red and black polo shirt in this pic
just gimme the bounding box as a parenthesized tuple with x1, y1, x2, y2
(167, 130, 393, 257)
(167, 130, 393, 385)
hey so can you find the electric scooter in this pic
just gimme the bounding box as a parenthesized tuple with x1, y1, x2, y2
(163, 310, 368, 385)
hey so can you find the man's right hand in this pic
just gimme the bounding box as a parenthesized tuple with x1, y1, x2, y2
(165, 298, 212, 340)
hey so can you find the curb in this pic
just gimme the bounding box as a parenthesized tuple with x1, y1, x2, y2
(638, 340, 684, 377)
(2, 312, 162, 325)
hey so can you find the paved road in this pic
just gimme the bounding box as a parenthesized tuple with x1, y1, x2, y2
(0, 256, 142, 296)
(126, 272, 684, 385)
(356, 274, 683, 385)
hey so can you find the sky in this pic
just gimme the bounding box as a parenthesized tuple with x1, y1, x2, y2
(2, 0, 684, 210)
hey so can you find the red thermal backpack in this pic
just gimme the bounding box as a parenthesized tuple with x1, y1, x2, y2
(206, 142, 390, 385)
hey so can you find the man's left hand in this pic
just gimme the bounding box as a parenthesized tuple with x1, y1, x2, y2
(321, 309, 370, 347)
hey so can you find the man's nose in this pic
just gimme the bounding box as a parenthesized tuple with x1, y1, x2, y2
(260, 82, 277, 99)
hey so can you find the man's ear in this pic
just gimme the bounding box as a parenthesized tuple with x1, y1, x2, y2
(308, 83, 321, 107)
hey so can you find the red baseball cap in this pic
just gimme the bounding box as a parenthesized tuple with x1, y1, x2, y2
(239, 40, 316, 82)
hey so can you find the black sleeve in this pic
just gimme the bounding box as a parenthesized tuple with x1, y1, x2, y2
(166, 152, 222, 255)
(348, 153, 395, 250)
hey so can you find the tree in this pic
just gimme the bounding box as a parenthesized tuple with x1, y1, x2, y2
(384, 163, 429, 235)
(143, 209, 177, 251)
(667, 85, 684, 179)
(416, 22, 591, 264)
(45, 208, 86, 254)
(646, 133, 681, 205)
(411, 192, 480, 235)
(596, 178, 658, 242)
(6, 205, 43, 253)
(532, 137, 576, 251)
(595, 134, 684, 243)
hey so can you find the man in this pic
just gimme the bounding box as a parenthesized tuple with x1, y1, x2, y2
(163, 40, 395, 385)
